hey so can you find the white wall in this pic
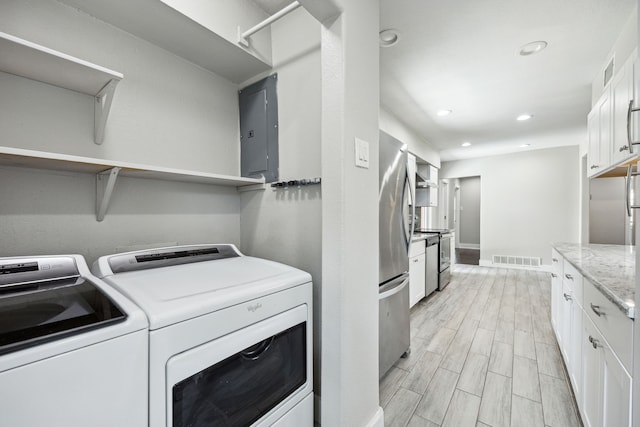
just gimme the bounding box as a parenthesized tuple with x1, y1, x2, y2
(238, 5, 323, 404)
(459, 176, 481, 247)
(1, 0, 240, 175)
(0, 0, 245, 262)
(320, 0, 382, 425)
(380, 108, 441, 167)
(440, 146, 580, 266)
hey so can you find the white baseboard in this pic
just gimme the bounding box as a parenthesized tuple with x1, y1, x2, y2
(458, 243, 480, 250)
(366, 407, 384, 427)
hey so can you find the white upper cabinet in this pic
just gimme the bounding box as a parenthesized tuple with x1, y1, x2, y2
(588, 50, 639, 177)
(611, 52, 638, 165)
(587, 86, 612, 177)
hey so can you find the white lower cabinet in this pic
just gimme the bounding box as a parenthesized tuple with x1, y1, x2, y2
(551, 250, 633, 427)
(409, 241, 426, 308)
(582, 313, 632, 427)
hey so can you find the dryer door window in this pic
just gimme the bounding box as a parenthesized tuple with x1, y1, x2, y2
(172, 323, 305, 427)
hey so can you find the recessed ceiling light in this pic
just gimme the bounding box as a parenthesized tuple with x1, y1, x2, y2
(520, 143, 531, 148)
(437, 109, 453, 116)
(519, 41, 548, 56)
(461, 142, 471, 147)
(379, 29, 400, 47)
(517, 114, 533, 121)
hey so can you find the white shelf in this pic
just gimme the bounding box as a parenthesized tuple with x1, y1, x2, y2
(0, 31, 122, 144)
(57, 0, 272, 84)
(0, 146, 265, 221)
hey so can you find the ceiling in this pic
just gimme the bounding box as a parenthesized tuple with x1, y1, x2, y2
(380, 0, 637, 161)
(253, 0, 636, 162)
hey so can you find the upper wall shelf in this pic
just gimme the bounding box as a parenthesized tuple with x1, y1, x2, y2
(57, 0, 272, 84)
(0, 146, 265, 221)
(0, 31, 122, 145)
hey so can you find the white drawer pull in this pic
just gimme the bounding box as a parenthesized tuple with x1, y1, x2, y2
(590, 303, 604, 317)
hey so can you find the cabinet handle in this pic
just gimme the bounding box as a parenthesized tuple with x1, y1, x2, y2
(552, 258, 558, 263)
(551, 273, 557, 279)
(590, 303, 603, 317)
(620, 145, 630, 152)
(588, 335, 600, 349)
(413, 258, 419, 263)
(563, 293, 572, 301)
(565, 274, 573, 280)
(590, 165, 599, 170)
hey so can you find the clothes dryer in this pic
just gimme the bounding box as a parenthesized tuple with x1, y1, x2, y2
(93, 244, 313, 427)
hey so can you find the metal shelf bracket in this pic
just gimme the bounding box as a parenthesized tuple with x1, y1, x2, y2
(96, 167, 121, 221)
(94, 79, 119, 145)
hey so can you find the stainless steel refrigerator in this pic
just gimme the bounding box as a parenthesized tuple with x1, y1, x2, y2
(378, 131, 411, 378)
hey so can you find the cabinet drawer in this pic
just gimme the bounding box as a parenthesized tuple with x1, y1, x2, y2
(583, 278, 633, 373)
(563, 260, 583, 307)
(409, 240, 426, 258)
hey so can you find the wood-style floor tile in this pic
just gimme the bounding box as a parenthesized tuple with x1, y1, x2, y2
(384, 387, 422, 427)
(441, 389, 481, 427)
(512, 355, 541, 402)
(414, 368, 459, 425)
(488, 341, 513, 377)
(478, 372, 512, 427)
(379, 265, 582, 427)
(510, 395, 545, 427)
(539, 374, 581, 427)
(457, 352, 489, 397)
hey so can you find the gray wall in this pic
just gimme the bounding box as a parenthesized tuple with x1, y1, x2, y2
(459, 176, 481, 247)
(238, 5, 323, 398)
(441, 146, 580, 265)
(0, 0, 246, 262)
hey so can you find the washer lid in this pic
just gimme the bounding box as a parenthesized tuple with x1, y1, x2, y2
(98, 254, 312, 330)
(0, 256, 128, 356)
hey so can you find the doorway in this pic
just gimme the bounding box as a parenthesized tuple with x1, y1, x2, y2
(449, 176, 481, 265)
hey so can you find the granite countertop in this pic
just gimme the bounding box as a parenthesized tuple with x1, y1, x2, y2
(412, 234, 428, 242)
(552, 242, 635, 319)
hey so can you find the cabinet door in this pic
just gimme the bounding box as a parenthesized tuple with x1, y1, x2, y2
(581, 314, 603, 427)
(601, 342, 632, 427)
(559, 281, 572, 362)
(587, 107, 601, 177)
(550, 252, 563, 335)
(598, 88, 613, 170)
(409, 254, 426, 307)
(612, 55, 634, 164)
(568, 299, 582, 402)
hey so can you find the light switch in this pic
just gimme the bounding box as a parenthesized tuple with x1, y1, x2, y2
(355, 137, 369, 169)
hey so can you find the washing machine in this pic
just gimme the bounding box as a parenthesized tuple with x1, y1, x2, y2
(0, 254, 148, 427)
(92, 244, 313, 427)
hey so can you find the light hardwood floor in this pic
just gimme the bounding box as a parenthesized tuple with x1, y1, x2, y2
(380, 265, 582, 427)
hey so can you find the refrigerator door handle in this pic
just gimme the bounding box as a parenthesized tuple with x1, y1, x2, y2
(379, 275, 409, 299)
(401, 171, 412, 252)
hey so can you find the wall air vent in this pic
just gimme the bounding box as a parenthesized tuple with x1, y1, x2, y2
(492, 255, 541, 268)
